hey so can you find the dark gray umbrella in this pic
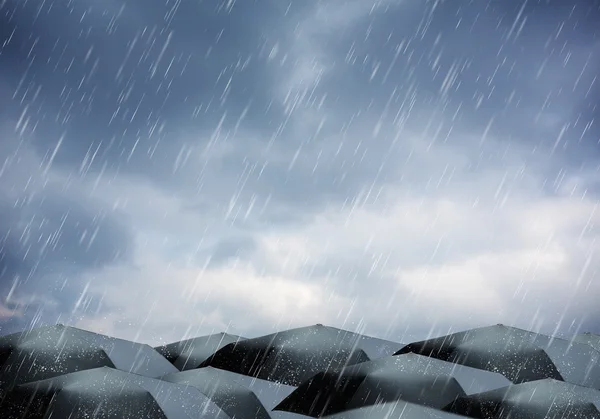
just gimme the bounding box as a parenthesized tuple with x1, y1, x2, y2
(321, 401, 468, 419)
(5, 366, 233, 419)
(273, 352, 511, 417)
(445, 378, 600, 418)
(160, 366, 272, 419)
(167, 366, 308, 418)
(155, 332, 245, 371)
(396, 324, 600, 389)
(200, 324, 401, 385)
(0, 324, 177, 394)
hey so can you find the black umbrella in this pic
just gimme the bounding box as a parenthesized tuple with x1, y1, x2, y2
(200, 324, 400, 386)
(5, 366, 234, 419)
(274, 352, 511, 417)
(321, 401, 468, 419)
(396, 324, 600, 389)
(161, 366, 272, 419)
(155, 332, 245, 371)
(445, 378, 600, 418)
(0, 324, 177, 394)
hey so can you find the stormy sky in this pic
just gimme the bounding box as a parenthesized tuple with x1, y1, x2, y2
(0, 0, 598, 345)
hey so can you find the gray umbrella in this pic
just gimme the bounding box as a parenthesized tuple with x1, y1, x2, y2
(161, 366, 272, 419)
(274, 352, 511, 417)
(166, 364, 297, 411)
(201, 324, 401, 386)
(396, 324, 600, 389)
(5, 366, 233, 419)
(445, 378, 600, 418)
(155, 332, 245, 371)
(0, 324, 177, 395)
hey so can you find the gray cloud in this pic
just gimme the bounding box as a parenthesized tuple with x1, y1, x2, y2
(1, 0, 599, 343)
(0, 124, 132, 333)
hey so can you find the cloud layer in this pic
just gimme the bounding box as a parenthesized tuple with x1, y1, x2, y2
(0, 0, 599, 345)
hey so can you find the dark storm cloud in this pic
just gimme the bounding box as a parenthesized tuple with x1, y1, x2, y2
(0, 0, 280, 322)
(0, 0, 282, 165)
(306, 0, 599, 159)
(0, 0, 361, 225)
(0, 193, 130, 269)
(0, 124, 132, 333)
(574, 61, 600, 149)
(0, 187, 132, 315)
(0, 0, 598, 342)
(495, 0, 600, 41)
(1, 0, 597, 198)
(3, 0, 594, 218)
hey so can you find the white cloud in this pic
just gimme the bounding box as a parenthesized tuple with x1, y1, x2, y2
(62, 117, 600, 345)
(5, 104, 595, 345)
(74, 225, 353, 344)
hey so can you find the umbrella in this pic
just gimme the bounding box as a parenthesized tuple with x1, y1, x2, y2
(161, 366, 272, 419)
(273, 352, 511, 417)
(321, 400, 468, 419)
(0, 324, 177, 394)
(445, 378, 600, 418)
(4, 366, 234, 419)
(201, 324, 401, 385)
(396, 324, 600, 389)
(155, 332, 245, 371)
(165, 363, 297, 411)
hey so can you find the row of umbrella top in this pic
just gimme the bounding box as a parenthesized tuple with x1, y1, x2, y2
(5, 359, 600, 418)
(1, 323, 600, 418)
(156, 323, 600, 390)
(0, 323, 178, 393)
(154, 324, 403, 382)
(397, 324, 600, 389)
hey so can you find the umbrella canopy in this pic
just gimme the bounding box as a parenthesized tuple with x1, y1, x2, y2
(321, 401, 468, 419)
(161, 367, 272, 419)
(445, 378, 600, 418)
(396, 324, 600, 389)
(200, 324, 400, 385)
(274, 352, 511, 417)
(5, 322, 599, 419)
(155, 332, 245, 371)
(0, 324, 177, 393)
(5, 366, 233, 419)
(167, 364, 297, 410)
